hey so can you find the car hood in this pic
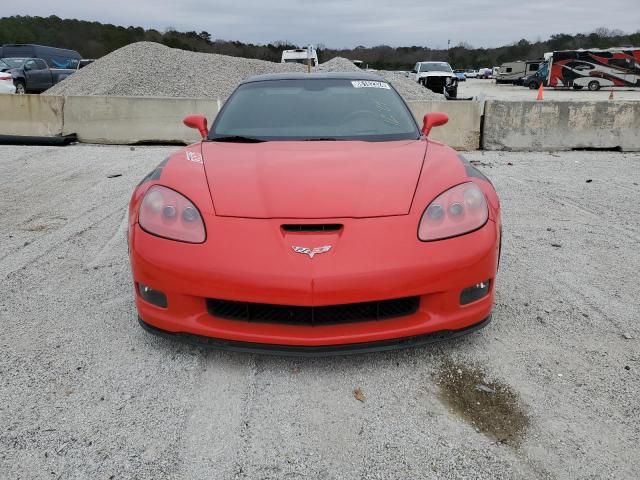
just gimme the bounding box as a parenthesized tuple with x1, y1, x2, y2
(201, 140, 427, 219)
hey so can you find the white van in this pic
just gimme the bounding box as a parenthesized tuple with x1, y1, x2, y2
(281, 47, 318, 67)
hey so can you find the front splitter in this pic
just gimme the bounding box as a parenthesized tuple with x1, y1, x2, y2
(137, 315, 492, 357)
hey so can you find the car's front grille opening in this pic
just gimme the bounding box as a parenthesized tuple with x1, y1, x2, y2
(281, 224, 343, 232)
(206, 297, 420, 325)
(425, 77, 447, 91)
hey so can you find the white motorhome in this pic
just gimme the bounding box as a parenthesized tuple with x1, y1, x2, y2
(497, 60, 542, 84)
(496, 61, 526, 83)
(281, 47, 318, 67)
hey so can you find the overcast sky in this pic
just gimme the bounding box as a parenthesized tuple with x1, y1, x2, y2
(9, 0, 639, 48)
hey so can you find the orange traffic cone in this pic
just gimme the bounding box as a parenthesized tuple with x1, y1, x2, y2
(609, 89, 614, 100)
(536, 83, 544, 101)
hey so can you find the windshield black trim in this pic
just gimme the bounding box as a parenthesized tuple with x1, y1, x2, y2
(208, 78, 421, 142)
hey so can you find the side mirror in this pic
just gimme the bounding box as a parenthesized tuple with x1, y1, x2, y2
(421, 112, 448, 136)
(183, 114, 208, 139)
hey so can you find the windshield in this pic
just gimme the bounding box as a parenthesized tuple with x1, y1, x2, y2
(1, 58, 27, 69)
(419, 63, 452, 73)
(283, 58, 317, 66)
(210, 78, 420, 142)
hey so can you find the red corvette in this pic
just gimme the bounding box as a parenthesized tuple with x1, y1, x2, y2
(129, 73, 501, 355)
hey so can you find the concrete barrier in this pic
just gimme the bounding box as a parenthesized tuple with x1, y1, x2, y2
(62, 96, 220, 144)
(0, 94, 64, 136)
(3, 94, 640, 152)
(483, 100, 640, 152)
(406, 100, 483, 151)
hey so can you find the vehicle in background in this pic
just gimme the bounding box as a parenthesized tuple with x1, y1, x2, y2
(281, 47, 318, 67)
(547, 48, 640, 91)
(412, 61, 458, 98)
(453, 69, 467, 81)
(0, 44, 81, 69)
(477, 68, 492, 79)
(352, 59, 370, 69)
(496, 61, 525, 83)
(464, 69, 478, 78)
(1, 57, 76, 93)
(492, 66, 500, 78)
(0, 60, 16, 94)
(522, 62, 548, 89)
(77, 59, 95, 69)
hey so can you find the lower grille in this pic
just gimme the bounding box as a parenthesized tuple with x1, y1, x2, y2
(425, 77, 447, 93)
(206, 297, 420, 325)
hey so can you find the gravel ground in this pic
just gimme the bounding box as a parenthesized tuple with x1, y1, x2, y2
(1, 145, 639, 479)
(45, 43, 442, 102)
(457, 78, 640, 101)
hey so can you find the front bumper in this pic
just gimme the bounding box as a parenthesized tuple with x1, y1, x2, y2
(139, 315, 492, 356)
(0, 83, 16, 94)
(130, 216, 499, 348)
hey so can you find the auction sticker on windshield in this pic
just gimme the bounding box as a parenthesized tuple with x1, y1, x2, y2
(351, 81, 391, 89)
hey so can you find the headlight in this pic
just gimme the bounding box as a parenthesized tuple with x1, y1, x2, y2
(418, 182, 488, 241)
(139, 185, 206, 243)
(445, 77, 452, 85)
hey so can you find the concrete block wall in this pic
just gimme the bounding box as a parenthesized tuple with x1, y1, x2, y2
(1, 95, 639, 151)
(483, 100, 640, 152)
(0, 94, 64, 137)
(406, 100, 483, 151)
(62, 96, 219, 144)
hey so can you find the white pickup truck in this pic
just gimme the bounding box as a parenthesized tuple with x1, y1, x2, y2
(412, 61, 458, 98)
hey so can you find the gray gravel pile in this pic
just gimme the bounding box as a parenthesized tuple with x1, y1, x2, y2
(47, 42, 442, 101)
(46, 42, 306, 100)
(376, 70, 443, 101)
(316, 56, 362, 72)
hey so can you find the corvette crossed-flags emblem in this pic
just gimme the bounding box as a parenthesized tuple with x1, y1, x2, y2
(291, 245, 332, 258)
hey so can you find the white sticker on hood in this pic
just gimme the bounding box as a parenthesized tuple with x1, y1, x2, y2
(351, 80, 391, 89)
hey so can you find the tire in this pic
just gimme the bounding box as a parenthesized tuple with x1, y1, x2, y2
(572, 85, 584, 90)
(527, 81, 539, 90)
(14, 81, 26, 94)
(587, 81, 600, 91)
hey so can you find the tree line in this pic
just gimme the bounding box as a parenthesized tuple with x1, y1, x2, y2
(1, 16, 638, 70)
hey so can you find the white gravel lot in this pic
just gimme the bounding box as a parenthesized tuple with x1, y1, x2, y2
(1, 145, 639, 479)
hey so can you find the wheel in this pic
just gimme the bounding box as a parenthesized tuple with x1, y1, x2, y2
(587, 81, 600, 91)
(14, 81, 26, 94)
(528, 81, 539, 90)
(572, 85, 584, 90)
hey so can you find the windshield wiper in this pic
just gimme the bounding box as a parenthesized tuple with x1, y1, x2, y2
(210, 135, 266, 143)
